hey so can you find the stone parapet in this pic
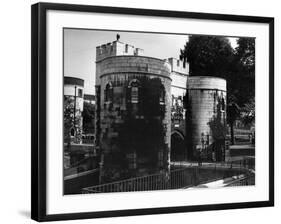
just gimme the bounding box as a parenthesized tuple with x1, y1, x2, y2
(187, 76, 226, 91)
(168, 58, 189, 75)
(97, 56, 171, 79)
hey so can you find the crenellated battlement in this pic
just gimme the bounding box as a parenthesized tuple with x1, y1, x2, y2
(96, 40, 144, 62)
(168, 58, 189, 76)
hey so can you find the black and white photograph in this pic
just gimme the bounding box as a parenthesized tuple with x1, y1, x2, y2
(29, 2, 274, 222)
(0, 0, 278, 223)
(63, 29, 256, 195)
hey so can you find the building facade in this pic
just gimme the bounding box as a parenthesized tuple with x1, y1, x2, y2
(94, 39, 227, 184)
(64, 76, 84, 144)
(169, 58, 189, 161)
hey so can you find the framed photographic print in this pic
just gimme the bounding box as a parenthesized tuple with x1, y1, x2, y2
(31, 2, 274, 222)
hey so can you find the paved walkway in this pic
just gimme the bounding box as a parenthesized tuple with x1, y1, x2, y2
(186, 173, 252, 189)
(229, 144, 255, 150)
(171, 161, 250, 170)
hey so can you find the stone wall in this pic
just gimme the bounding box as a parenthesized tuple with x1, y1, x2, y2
(169, 58, 189, 161)
(186, 77, 227, 161)
(170, 72, 188, 136)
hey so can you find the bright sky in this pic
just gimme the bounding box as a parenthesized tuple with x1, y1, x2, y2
(64, 29, 238, 94)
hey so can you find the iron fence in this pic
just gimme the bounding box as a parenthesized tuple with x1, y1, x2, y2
(82, 168, 192, 193)
(82, 159, 254, 194)
(225, 173, 255, 187)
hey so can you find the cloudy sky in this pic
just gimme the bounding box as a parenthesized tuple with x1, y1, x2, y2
(64, 29, 237, 94)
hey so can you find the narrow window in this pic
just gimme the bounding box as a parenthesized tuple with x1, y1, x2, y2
(105, 83, 113, 102)
(129, 80, 140, 104)
(125, 44, 128, 53)
(221, 97, 225, 111)
(78, 89, 83, 98)
(206, 134, 210, 146)
(131, 87, 138, 103)
(159, 85, 165, 105)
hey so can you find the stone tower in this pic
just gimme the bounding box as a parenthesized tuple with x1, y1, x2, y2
(95, 40, 172, 184)
(186, 76, 227, 161)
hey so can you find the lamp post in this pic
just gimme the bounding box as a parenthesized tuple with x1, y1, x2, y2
(73, 85, 77, 140)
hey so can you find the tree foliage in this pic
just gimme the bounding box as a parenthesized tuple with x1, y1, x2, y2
(241, 99, 255, 125)
(63, 97, 82, 144)
(236, 38, 255, 71)
(209, 102, 227, 141)
(117, 77, 168, 173)
(227, 101, 240, 144)
(64, 97, 75, 144)
(230, 37, 255, 107)
(82, 102, 95, 134)
(180, 35, 234, 78)
(232, 38, 255, 123)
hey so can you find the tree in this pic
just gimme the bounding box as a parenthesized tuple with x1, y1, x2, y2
(227, 100, 240, 145)
(82, 102, 95, 134)
(230, 38, 255, 106)
(241, 99, 255, 126)
(64, 97, 82, 146)
(180, 35, 234, 78)
(64, 97, 75, 146)
(236, 38, 255, 72)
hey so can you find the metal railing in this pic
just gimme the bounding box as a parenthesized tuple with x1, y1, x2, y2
(82, 158, 255, 194)
(225, 173, 255, 187)
(82, 160, 254, 194)
(82, 168, 194, 194)
(172, 157, 255, 171)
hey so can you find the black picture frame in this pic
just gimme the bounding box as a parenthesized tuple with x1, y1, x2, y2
(31, 2, 274, 222)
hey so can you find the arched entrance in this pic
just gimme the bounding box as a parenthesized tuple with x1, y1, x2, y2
(171, 131, 186, 161)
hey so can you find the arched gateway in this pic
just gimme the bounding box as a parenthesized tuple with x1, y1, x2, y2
(171, 130, 186, 161)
